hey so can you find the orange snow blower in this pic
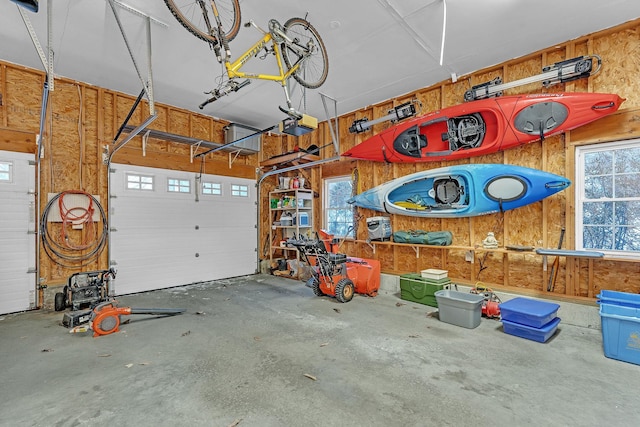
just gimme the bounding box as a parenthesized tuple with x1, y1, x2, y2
(69, 301, 186, 337)
(287, 230, 380, 302)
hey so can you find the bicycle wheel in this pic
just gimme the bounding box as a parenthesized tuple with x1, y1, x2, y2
(282, 18, 329, 89)
(164, 0, 241, 45)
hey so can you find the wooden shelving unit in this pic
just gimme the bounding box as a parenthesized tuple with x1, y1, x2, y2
(268, 188, 314, 278)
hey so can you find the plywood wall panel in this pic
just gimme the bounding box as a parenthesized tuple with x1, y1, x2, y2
(591, 26, 640, 108)
(593, 261, 640, 294)
(505, 57, 543, 97)
(415, 248, 445, 272)
(508, 255, 543, 290)
(5, 67, 42, 132)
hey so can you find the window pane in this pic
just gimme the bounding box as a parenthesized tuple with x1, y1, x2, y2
(584, 151, 612, 176)
(615, 226, 640, 251)
(614, 148, 640, 173)
(614, 201, 640, 226)
(614, 173, 640, 198)
(583, 201, 613, 225)
(328, 181, 353, 208)
(584, 175, 612, 199)
(583, 225, 614, 250)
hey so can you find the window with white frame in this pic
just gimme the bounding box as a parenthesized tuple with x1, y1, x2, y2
(168, 178, 191, 193)
(0, 161, 12, 183)
(576, 138, 640, 257)
(126, 173, 154, 191)
(202, 181, 222, 195)
(231, 184, 249, 197)
(323, 176, 354, 238)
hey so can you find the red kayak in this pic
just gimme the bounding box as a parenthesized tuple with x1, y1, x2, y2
(341, 92, 624, 163)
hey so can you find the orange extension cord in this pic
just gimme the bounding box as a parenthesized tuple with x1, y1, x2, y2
(57, 190, 97, 250)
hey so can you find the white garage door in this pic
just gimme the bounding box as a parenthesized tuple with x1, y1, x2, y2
(0, 150, 36, 314)
(109, 164, 257, 295)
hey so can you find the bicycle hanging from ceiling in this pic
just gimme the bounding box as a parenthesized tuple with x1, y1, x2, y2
(164, 0, 329, 118)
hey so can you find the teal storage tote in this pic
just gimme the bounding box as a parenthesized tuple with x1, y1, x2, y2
(599, 303, 640, 365)
(597, 290, 640, 308)
(400, 273, 449, 307)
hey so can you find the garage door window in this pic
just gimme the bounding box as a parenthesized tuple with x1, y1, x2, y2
(202, 181, 222, 195)
(0, 161, 12, 182)
(231, 184, 249, 197)
(168, 178, 191, 193)
(127, 173, 154, 191)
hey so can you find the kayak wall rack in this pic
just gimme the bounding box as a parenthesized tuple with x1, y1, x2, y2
(464, 54, 602, 102)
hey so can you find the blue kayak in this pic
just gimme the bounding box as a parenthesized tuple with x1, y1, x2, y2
(348, 164, 570, 218)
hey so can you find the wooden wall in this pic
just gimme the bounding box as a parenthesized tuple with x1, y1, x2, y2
(315, 19, 640, 302)
(0, 60, 264, 291)
(2, 18, 640, 304)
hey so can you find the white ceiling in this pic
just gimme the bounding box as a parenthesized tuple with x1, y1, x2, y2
(1, 0, 640, 131)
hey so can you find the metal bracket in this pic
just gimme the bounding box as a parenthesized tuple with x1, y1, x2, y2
(228, 150, 242, 168)
(464, 54, 602, 101)
(107, 0, 156, 115)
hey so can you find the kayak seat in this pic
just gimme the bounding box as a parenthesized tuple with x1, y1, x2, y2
(394, 126, 427, 158)
(447, 113, 485, 151)
(433, 178, 464, 204)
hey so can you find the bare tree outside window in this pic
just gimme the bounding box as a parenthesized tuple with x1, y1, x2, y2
(578, 141, 640, 255)
(324, 176, 354, 238)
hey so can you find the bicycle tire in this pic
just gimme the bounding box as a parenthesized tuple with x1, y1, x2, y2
(282, 18, 329, 89)
(164, 0, 241, 45)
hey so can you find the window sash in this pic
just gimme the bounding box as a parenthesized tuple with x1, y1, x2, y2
(126, 173, 154, 191)
(0, 161, 12, 183)
(576, 139, 640, 257)
(231, 184, 249, 197)
(168, 178, 191, 193)
(202, 181, 222, 195)
(323, 176, 354, 238)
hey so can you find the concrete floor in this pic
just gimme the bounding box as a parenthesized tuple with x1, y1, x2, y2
(0, 274, 638, 427)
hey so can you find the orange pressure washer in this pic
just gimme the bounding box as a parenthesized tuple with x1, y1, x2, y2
(287, 230, 380, 302)
(69, 301, 186, 337)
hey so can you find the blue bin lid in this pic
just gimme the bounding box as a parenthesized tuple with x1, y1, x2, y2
(499, 297, 560, 317)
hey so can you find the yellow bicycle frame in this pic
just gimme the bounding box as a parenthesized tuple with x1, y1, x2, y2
(224, 31, 301, 86)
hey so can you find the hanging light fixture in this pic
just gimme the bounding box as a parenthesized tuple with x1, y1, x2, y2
(439, 0, 447, 66)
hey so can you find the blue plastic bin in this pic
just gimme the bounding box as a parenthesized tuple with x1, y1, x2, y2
(596, 290, 640, 308)
(502, 317, 561, 343)
(499, 297, 560, 328)
(599, 303, 640, 365)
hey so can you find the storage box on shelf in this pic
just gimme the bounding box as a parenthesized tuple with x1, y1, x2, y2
(268, 188, 313, 279)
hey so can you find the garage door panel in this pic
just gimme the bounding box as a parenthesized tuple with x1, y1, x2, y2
(0, 150, 35, 314)
(110, 164, 256, 295)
